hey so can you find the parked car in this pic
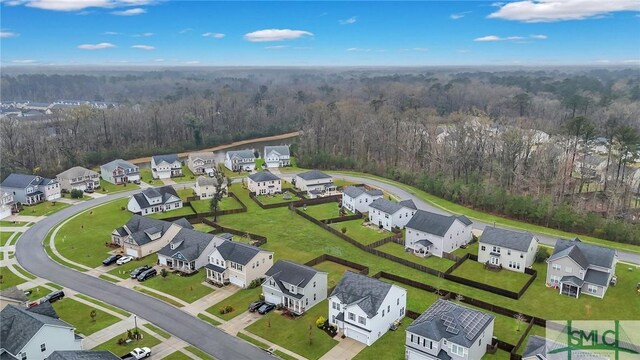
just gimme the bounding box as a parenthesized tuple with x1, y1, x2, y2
(257, 302, 275, 315)
(102, 254, 122, 266)
(130, 265, 151, 279)
(84, 188, 95, 193)
(137, 268, 157, 282)
(116, 256, 134, 265)
(248, 300, 265, 312)
(43, 290, 65, 303)
(123, 347, 151, 359)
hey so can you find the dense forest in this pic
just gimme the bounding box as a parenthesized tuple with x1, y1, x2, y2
(1, 67, 639, 243)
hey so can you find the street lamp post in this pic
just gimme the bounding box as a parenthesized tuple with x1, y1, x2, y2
(134, 315, 138, 341)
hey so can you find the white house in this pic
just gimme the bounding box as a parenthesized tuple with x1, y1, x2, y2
(157, 230, 226, 274)
(224, 150, 256, 172)
(405, 210, 473, 258)
(100, 159, 140, 185)
(329, 272, 407, 346)
(56, 166, 100, 192)
(0, 188, 16, 220)
(205, 239, 274, 288)
(0, 303, 83, 360)
(341, 186, 384, 213)
(151, 154, 182, 180)
(478, 227, 538, 273)
(247, 171, 281, 195)
(187, 152, 217, 176)
(405, 299, 495, 360)
(262, 260, 328, 315)
(368, 198, 417, 231)
(127, 186, 183, 216)
(263, 145, 291, 168)
(294, 170, 335, 194)
(195, 176, 225, 199)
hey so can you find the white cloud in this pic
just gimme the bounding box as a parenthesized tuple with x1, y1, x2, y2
(450, 11, 470, 19)
(112, 7, 145, 15)
(244, 29, 313, 42)
(265, 45, 288, 49)
(530, 34, 548, 39)
(339, 16, 357, 25)
(488, 0, 640, 22)
(474, 34, 545, 42)
(12, 59, 37, 63)
(103, 31, 119, 35)
(474, 35, 502, 42)
(0, 31, 19, 38)
(132, 32, 154, 37)
(77, 42, 116, 49)
(202, 32, 225, 39)
(346, 47, 371, 52)
(178, 28, 193, 34)
(131, 44, 155, 50)
(4, 0, 155, 11)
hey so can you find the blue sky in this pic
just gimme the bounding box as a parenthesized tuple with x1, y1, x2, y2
(1, 0, 639, 66)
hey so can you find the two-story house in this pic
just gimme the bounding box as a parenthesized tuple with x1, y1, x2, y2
(405, 210, 473, 258)
(127, 186, 183, 216)
(0, 188, 16, 220)
(329, 272, 407, 346)
(195, 176, 225, 199)
(477, 227, 539, 273)
(100, 159, 140, 185)
(405, 299, 495, 360)
(247, 171, 281, 195)
(0, 174, 61, 205)
(224, 150, 256, 172)
(546, 238, 617, 299)
(294, 170, 336, 196)
(262, 260, 328, 315)
(0, 303, 83, 360)
(151, 154, 183, 180)
(112, 214, 193, 258)
(368, 198, 417, 231)
(157, 230, 226, 274)
(187, 152, 217, 176)
(341, 186, 384, 213)
(263, 145, 291, 168)
(56, 166, 100, 192)
(205, 239, 274, 288)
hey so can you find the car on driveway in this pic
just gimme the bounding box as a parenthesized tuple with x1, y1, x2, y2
(137, 268, 157, 282)
(257, 302, 275, 315)
(130, 265, 151, 278)
(102, 254, 122, 266)
(248, 300, 265, 312)
(124, 347, 151, 359)
(116, 256, 134, 265)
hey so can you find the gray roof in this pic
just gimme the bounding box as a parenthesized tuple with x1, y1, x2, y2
(46, 351, 120, 360)
(406, 299, 494, 348)
(57, 166, 98, 179)
(101, 159, 138, 173)
(116, 215, 192, 246)
(196, 176, 219, 187)
(297, 170, 331, 181)
(188, 152, 216, 162)
(1, 304, 73, 355)
(369, 198, 414, 215)
(264, 145, 290, 157)
(157, 229, 220, 262)
(152, 154, 181, 165)
(248, 171, 280, 183)
(405, 210, 472, 237)
(0, 287, 28, 303)
(0, 352, 18, 360)
(584, 269, 610, 286)
(265, 260, 323, 294)
(330, 272, 396, 318)
(131, 186, 180, 210)
(343, 186, 384, 199)
(215, 240, 267, 265)
(548, 239, 616, 270)
(1, 174, 57, 189)
(227, 150, 255, 161)
(560, 275, 584, 287)
(399, 199, 417, 210)
(479, 227, 536, 252)
(522, 335, 547, 359)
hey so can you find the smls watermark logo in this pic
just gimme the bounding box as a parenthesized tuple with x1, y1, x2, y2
(546, 320, 640, 360)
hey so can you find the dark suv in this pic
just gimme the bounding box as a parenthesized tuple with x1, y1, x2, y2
(248, 300, 265, 312)
(43, 290, 65, 303)
(137, 268, 157, 282)
(130, 265, 151, 279)
(102, 254, 122, 266)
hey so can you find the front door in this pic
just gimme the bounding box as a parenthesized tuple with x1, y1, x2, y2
(490, 257, 499, 265)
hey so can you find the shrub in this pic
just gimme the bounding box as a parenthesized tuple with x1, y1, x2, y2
(160, 268, 168, 279)
(535, 247, 550, 263)
(316, 316, 327, 328)
(341, 226, 347, 234)
(219, 305, 234, 314)
(470, 234, 479, 243)
(117, 337, 125, 346)
(248, 278, 264, 289)
(70, 189, 84, 199)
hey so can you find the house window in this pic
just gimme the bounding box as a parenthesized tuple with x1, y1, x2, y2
(269, 255, 272, 259)
(520, 254, 524, 258)
(397, 298, 399, 305)
(313, 281, 316, 288)
(565, 267, 572, 273)
(481, 245, 486, 251)
(507, 250, 511, 255)
(553, 264, 561, 271)
(348, 312, 355, 321)
(41, 343, 46, 352)
(382, 309, 385, 317)
(306, 299, 309, 306)
(314, 294, 316, 301)
(451, 343, 464, 356)
(332, 302, 339, 310)
(358, 316, 366, 325)
(388, 305, 390, 312)
(21, 353, 27, 360)
(492, 246, 500, 253)
(517, 263, 521, 269)
(587, 285, 598, 294)
(550, 275, 561, 284)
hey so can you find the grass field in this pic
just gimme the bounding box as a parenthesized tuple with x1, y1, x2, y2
(134, 286, 184, 307)
(246, 300, 339, 360)
(162, 351, 192, 360)
(61, 192, 91, 200)
(0, 220, 31, 227)
(185, 346, 215, 360)
(143, 323, 170, 339)
(97, 179, 139, 194)
(21, 201, 70, 216)
(74, 294, 131, 317)
(0, 232, 14, 246)
(0, 266, 26, 290)
(94, 329, 161, 356)
(193, 223, 215, 233)
(301, 202, 342, 220)
(173, 165, 196, 183)
(139, 168, 158, 185)
(147, 206, 196, 219)
(197, 313, 221, 326)
(450, 260, 533, 292)
(52, 298, 120, 336)
(329, 219, 391, 245)
(176, 187, 195, 201)
(376, 242, 455, 272)
(26, 286, 52, 301)
(352, 319, 407, 360)
(141, 271, 213, 303)
(191, 196, 243, 214)
(206, 286, 261, 321)
(237, 332, 269, 349)
(255, 191, 302, 205)
(312, 261, 358, 289)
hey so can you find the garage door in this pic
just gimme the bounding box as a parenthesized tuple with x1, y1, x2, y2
(345, 326, 370, 345)
(264, 291, 281, 305)
(229, 275, 244, 288)
(126, 248, 139, 257)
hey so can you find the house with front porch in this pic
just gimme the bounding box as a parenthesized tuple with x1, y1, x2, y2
(247, 171, 281, 195)
(127, 186, 183, 216)
(478, 227, 538, 273)
(329, 272, 407, 346)
(0, 174, 61, 205)
(368, 198, 417, 231)
(157, 230, 226, 274)
(546, 238, 617, 299)
(0, 188, 16, 220)
(224, 150, 256, 172)
(405, 210, 473, 258)
(151, 154, 182, 180)
(294, 170, 335, 196)
(112, 214, 192, 258)
(405, 299, 495, 360)
(56, 166, 100, 192)
(263, 145, 291, 168)
(195, 176, 225, 199)
(100, 159, 140, 185)
(205, 239, 273, 288)
(342, 186, 384, 213)
(262, 260, 328, 315)
(187, 152, 217, 176)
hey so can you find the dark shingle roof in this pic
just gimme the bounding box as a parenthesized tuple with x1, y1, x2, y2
(101, 159, 138, 173)
(196, 176, 219, 187)
(46, 351, 120, 360)
(399, 200, 417, 210)
(406, 299, 494, 348)
(522, 335, 547, 359)
(264, 145, 290, 157)
(560, 275, 584, 287)
(57, 166, 98, 179)
(1, 174, 56, 189)
(479, 227, 536, 253)
(152, 154, 180, 165)
(330, 272, 397, 318)
(405, 210, 472, 237)
(215, 240, 266, 265)
(131, 186, 180, 210)
(368, 198, 411, 215)
(265, 260, 323, 294)
(188, 152, 216, 162)
(157, 229, 220, 261)
(0, 287, 28, 303)
(248, 171, 280, 183)
(297, 170, 331, 181)
(227, 150, 255, 161)
(117, 215, 192, 246)
(1, 304, 73, 355)
(584, 269, 610, 286)
(548, 239, 616, 269)
(343, 186, 365, 198)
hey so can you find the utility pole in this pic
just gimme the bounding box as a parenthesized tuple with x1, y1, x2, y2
(134, 315, 139, 340)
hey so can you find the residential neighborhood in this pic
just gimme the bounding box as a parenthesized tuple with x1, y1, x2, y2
(224, 150, 256, 172)
(368, 198, 417, 231)
(100, 159, 140, 185)
(477, 227, 539, 272)
(247, 170, 282, 195)
(56, 166, 100, 192)
(263, 145, 291, 168)
(127, 186, 183, 216)
(404, 210, 473, 258)
(1, 174, 61, 205)
(187, 152, 217, 176)
(151, 154, 183, 180)
(262, 260, 328, 315)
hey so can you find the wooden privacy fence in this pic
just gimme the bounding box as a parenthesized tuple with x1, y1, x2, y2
(250, 191, 341, 209)
(202, 218, 268, 247)
(303, 253, 369, 275)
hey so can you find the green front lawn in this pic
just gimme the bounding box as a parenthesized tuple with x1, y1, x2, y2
(96, 179, 139, 194)
(139, 168, 155, 184)
(483, 350, 512, 360)
(147, 206, 196, 219)
(221, 167, 250, 179)
(450, 260, 533, 292)
(255, 191, 301, 205)
(334, 179, 357, 188)
(206, 286, 261, 321)
(141, 270, 213, 303)
(376, 242, 455, 272)
(312, 261, 359, 289)
(93, 329, 161, 356)
(176, 187, 195, 201)
(0, 220, 31, 227)
(352, 319, 407, 360)
(21, 201, 70, 216)
(52, 298, 120, 336)
(0, 266, 26, 290)
(173, 165, 196, 183)
(246, 299, 339, 360)
(61, 192, 91, 200)
(107, 258, 155, 280)
(55, 198, 131, 268)
(1, 232, 14, 246)
(26, 286, 52, 301)
(191, 197, 243, 214)
(74, 294, 131, 317)
(301, 202, 342, 220)
(185, 346, 215, 360)
(329, 219, 392, 245)
(163, 352, 192, 360)
(452, 241, 480, 257)
(143, 323, 170, 339)
(378, 279, 440, 314)
(193, 223, 215, 233)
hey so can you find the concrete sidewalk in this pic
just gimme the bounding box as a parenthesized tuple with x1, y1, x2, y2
(183, 284, 239, 317)
(218, 311, 261, 335)
(4, 214, 44, 223)
(319, 336, 366, 360)
(82, 316, 138, 349)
